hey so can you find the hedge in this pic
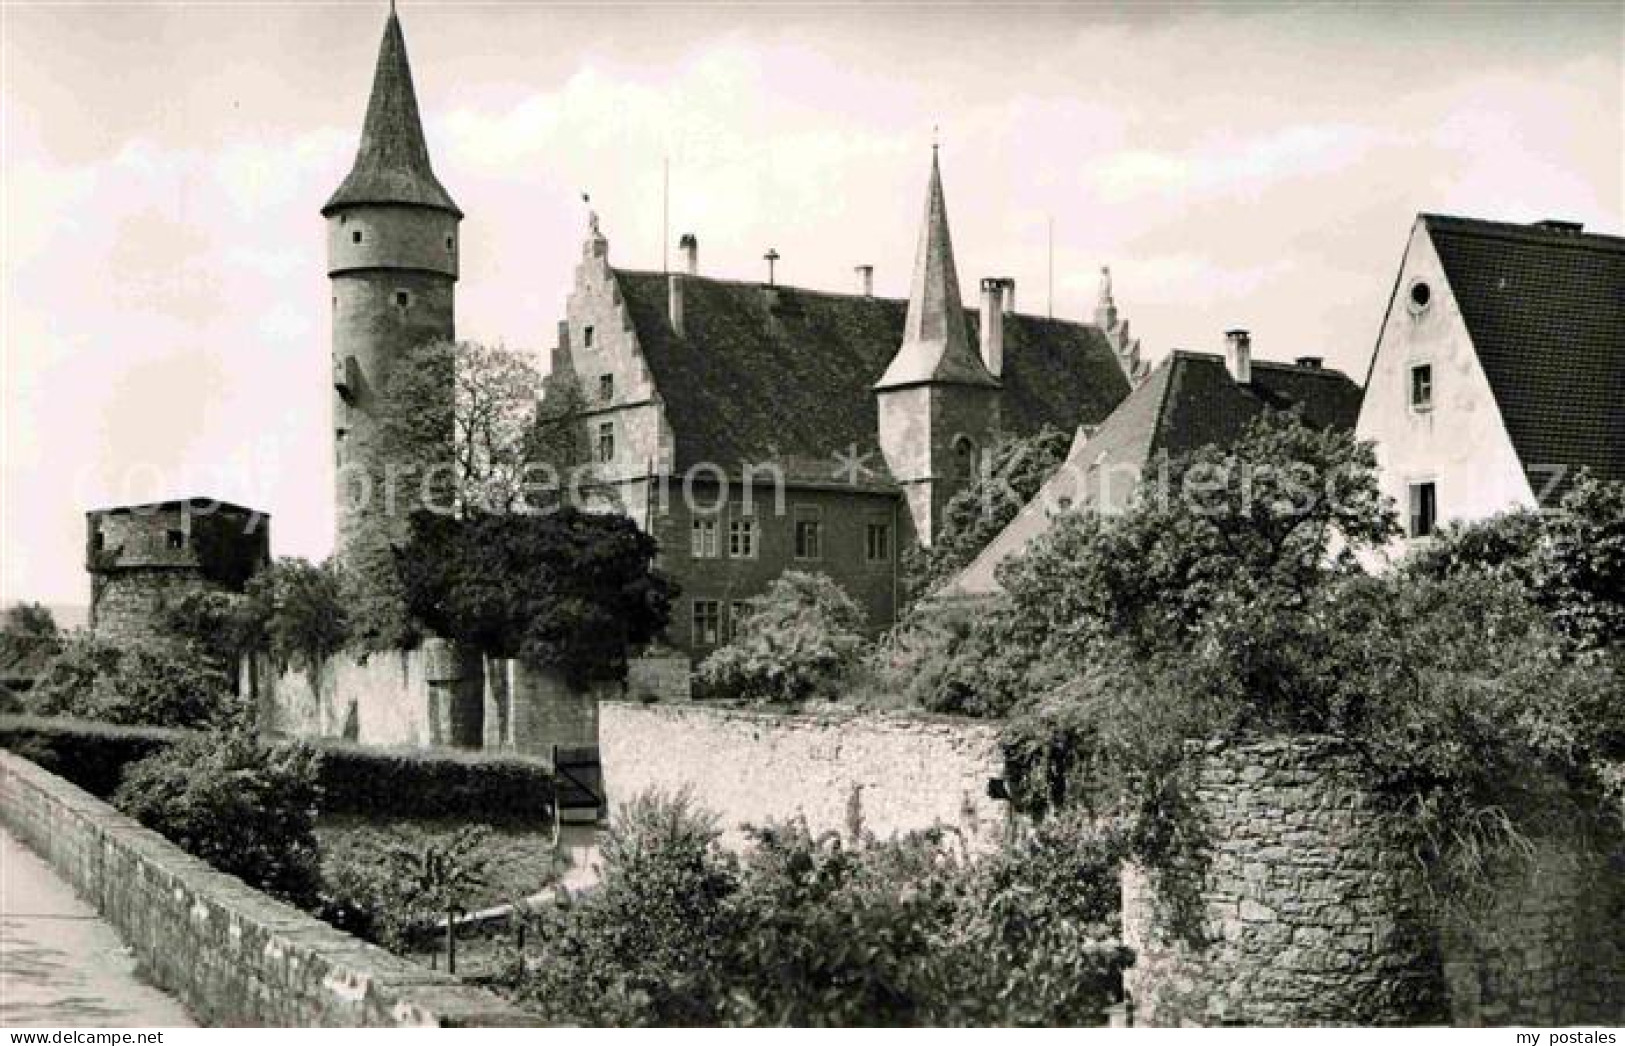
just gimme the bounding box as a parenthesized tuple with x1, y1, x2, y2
(0, 715, 556, 823)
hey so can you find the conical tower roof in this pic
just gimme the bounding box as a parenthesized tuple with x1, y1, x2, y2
(875, 150, 997, 390)
(322, 8, 461, 218)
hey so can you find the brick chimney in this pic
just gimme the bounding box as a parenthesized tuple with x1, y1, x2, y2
(855, 264, 874, 297)
(1225, 329, 1252, 384)
(979, 278, 1010, 378)
(679, 233, 698, 275)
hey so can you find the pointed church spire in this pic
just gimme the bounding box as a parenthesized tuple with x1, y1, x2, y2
(875, 148, 997, 390)
(323, 6, 461, 217)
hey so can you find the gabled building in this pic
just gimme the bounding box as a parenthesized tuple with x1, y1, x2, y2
(549, 151, 1137, 653)
(1356, 215, 1624, 554)
(942, 335, 1363, 599)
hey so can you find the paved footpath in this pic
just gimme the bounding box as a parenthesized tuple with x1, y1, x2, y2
(0, 826, 196, 1027)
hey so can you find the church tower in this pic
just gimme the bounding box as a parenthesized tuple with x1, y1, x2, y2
(324, 5, 461, 562)
(875, 149, 1000, 548)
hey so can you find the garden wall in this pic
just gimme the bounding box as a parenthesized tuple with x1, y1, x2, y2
(597, 700, 1010, 851)
(0, 751, 528, 1027)
(1121, 735, 1625, 1027)
(245, 643, 601, 757)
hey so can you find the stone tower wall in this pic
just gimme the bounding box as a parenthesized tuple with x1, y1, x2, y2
(1122, 735, 1625, 1027)
(328, 205, 458, 562)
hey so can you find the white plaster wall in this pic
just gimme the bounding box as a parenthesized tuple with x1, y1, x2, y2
(1355, 219, 1534, 565)
(598, 701, 1010, 852)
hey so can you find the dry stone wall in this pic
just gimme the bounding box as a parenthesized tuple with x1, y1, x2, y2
(1122, 735, 1625, 1027)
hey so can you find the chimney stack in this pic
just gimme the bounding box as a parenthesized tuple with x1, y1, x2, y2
(679, 233, 698, 275)
(1003, 280, 1017, 315)
(979, 278, 1009, 378)
(1295, 355, 1323, 370)
(668, 274, 685, 337)
(1225, 329, 1252, 384)
(855, 264, 874, 297)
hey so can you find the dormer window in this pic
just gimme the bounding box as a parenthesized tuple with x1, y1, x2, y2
(1409, 364, 1433, 411)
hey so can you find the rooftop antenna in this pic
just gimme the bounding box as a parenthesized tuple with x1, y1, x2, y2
(764, 248, 781, 286)
(1047, 215, 1055, 319)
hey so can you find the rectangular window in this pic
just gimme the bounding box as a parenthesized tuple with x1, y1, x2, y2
(794, 517, 822, 560)
(583, 325, 596, 349)
(599, 374, 614, 402)
(691, 518, 719, 559)
(727, 600, 753, 640)
(1409, 363, 1433, 411)
(692, 600, 721, 646)
(729, 518, 757, 558)
(865, 522, 891, 562)
(165, 529, 185, 551)
(596, 421, 615, 463)
(1409, 481, 1437, 538)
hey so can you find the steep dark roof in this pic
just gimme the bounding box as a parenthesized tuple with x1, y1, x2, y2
(322, 11, 461, 218)
(943, 351, 1363, 597)
(875, 152, 997, 390)
(1422, 214, 1625, 498)
(612, 270, 1131, 479)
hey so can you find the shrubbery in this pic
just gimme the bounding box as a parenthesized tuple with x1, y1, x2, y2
(27, 633, 241, 728)
(513, 791, 1130, 1027)
(698, 572, 869, 704)
(113, 730, 323, 907)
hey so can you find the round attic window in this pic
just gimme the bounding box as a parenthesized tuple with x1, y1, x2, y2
(1408, 280, 1432, 312)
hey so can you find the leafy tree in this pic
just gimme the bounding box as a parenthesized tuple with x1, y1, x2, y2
(241, 557, 350, 670)
(114, 731, 323, 906)
(396, 508, 674, 688)
(28, 633, 240, 728)
(1403, 471, 1625, 652)
(698, 572, 869, 704)
(867, 597, 1043, 718)
(154, 588, 258, 673)
(3, 601, 58, 637)
(904, 425, 1072, 600)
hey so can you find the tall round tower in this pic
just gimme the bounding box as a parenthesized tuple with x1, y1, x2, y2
(324, 5, 461, 563)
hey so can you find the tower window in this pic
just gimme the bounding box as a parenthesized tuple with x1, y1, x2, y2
(1409, 364, 1433, 411)
(953, 436, 978, 481)
(597, 421, 615, 463)
(599, 374, 614, 402)
(584, 325, 596, 349)
(165, 529, 186, 551)
(395, 290, 412, 308)
(1408, 481, 1437, 538)
(351, 229, 364, 245)
(446, 236, 455, 251)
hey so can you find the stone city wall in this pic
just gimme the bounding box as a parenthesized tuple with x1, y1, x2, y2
(0, 751, 526, 1027)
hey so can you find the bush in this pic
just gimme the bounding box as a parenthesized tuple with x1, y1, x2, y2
(244, 558, 350, 671)
(27, 634, 240, 728)
(113, 730, 323, 907)
(0, 715, 179, 796)
(3, 601, 58, 637)
(518, 790, 740, 1025)
(514, 792, 1130, 1027)
(867, 598, 1047, 718)
(154, 588, 258, 672)
(698, 572, 869, 704)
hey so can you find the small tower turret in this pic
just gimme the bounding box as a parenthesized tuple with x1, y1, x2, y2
(325, 5, 460, 562)
(874, 148, 1000, 548)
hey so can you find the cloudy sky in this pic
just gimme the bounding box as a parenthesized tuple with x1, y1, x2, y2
(3, 1, 1621, 605)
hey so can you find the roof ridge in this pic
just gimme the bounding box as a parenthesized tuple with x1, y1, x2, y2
(1421, 213, 1625, 253)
